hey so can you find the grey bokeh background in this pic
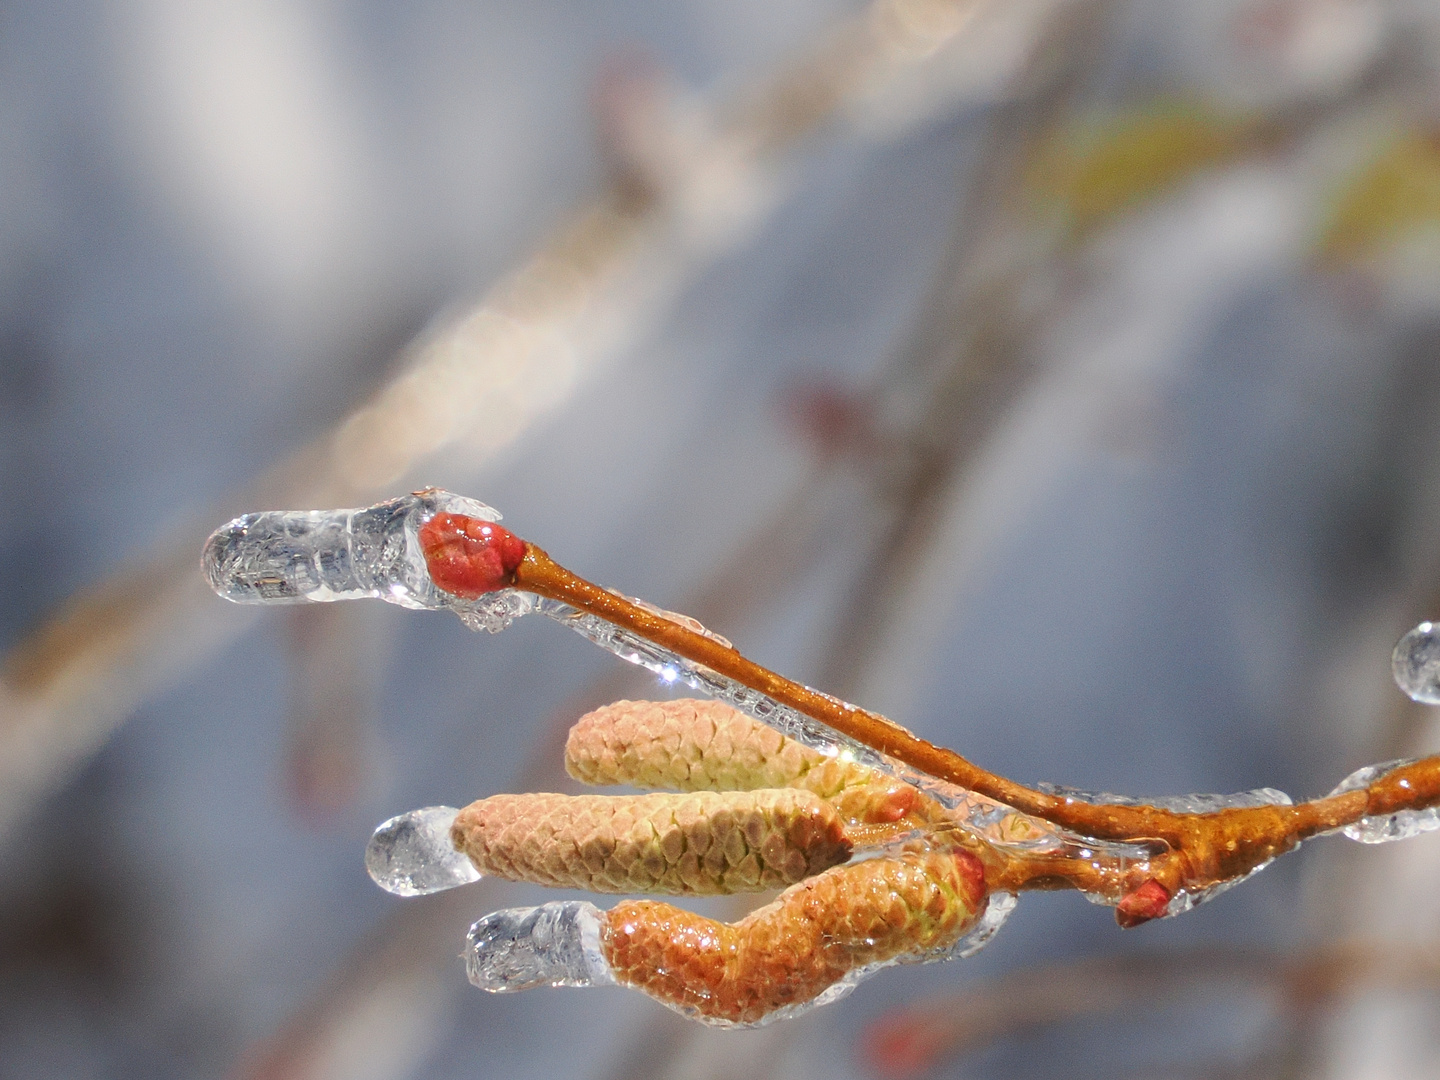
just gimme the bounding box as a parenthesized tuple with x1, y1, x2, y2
(5, 0, 1440, 1077)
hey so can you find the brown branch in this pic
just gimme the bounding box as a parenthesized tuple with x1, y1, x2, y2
(508, 541, 1435, 910)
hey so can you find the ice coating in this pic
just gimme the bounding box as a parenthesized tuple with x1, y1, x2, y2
(1160, 845, 1294, 918)
(202, 488, 1151, 881)
(365, 806, 481, 895)
(1027, 782, 1299, 916)
(451, 789, 853, 895)
(563, 698, 929, 829)
(943, 890, 1017, 960)
(201, 491, 1076, 853)
(208, 491, 1300, 933)
(1343, 807, 1440, 844)
(465, 901, 616, 992)
(437, 699, 1016, 1024)
(1393, 621, 1440, 705)
(1327, 759, 1440, 844)
(201, 490, 532, 629)
(655, 888, 1004, 1028)
(1035, 782, 1294, 813)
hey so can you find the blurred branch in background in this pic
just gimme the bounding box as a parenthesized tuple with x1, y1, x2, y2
(813, 0, 1113, 701)
(0, 0, 1062, 841)
(861, 941, 1440, 1078)
(281, 604, 386, 820)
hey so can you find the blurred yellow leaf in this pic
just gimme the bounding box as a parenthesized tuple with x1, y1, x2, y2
(1028, 104, 1255, 237)
(1317, 132, 1440, 264)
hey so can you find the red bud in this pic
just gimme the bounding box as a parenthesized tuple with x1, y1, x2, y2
(954, 849, 987, 908)
(1115, 878, 1170, 928)
(419, 513, 527, 598)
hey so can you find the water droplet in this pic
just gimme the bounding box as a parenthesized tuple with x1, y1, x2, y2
(1393, 622, 1440, 704)
(365, 806, 480, 895)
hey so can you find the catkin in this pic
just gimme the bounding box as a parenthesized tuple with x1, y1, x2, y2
(566, 698, 941, 828)
(569, 699, 886, 790)
(451, 789, 852, 895)
(601, 849, 988, 1025)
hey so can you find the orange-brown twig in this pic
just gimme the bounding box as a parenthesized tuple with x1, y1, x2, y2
(421, 512, 1440, 921)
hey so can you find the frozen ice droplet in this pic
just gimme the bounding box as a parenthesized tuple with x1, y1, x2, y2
(1393, 622, 1440, 704)
(464, 901, 615, 992)
(365, 806, 480, 895)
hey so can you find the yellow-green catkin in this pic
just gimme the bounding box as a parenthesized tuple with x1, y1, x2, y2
(451, 788, 852, 895)
(564, 698, 938, 827)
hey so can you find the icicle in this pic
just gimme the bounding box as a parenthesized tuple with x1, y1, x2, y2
(1393, 621, 1440, 705)
(201, 489, 535, 631)
(1341, 807, 1440, 845)
(365, 806, 481, 895)
(464, 901, 616, 992)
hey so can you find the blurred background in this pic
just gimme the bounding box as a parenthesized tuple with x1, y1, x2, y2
(6, 0, 1440, 1076)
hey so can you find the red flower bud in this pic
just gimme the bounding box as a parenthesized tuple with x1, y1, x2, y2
(1115, 878, 1170, 928)
(419, 513, 527, 598)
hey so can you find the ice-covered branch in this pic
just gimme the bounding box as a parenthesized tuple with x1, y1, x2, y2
(202, 489, 1440, 1023)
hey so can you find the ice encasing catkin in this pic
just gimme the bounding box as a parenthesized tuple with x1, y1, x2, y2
(465, 901, 616, 992)
(365, 806, 482, 895)
(565, 698, 929, 826)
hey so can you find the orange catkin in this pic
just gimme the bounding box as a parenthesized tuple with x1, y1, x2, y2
(601, 849, 988, 1025)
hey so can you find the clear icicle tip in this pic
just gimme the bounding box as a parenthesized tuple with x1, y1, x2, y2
(464, 901, 615, 992)
(1393, 621, 1440, 705)
(365, 806, 481, 895)
(200, 489, 535, 633)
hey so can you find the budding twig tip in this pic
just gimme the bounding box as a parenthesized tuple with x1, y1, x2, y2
(1115, 879, 1170, 928)
(419, 512, 528, 598)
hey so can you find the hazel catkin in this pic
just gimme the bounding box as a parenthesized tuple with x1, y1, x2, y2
(451, 788, 852, 895)
(565, 698, 936, 826)
(600, 848, 989, 1025)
